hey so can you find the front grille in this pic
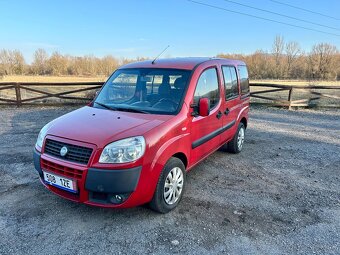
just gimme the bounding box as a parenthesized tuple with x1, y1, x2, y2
(41, 158, 83, 180)
(44, 138, 93, 165)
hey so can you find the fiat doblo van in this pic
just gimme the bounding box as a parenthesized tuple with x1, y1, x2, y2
(33, 58, 250, 213)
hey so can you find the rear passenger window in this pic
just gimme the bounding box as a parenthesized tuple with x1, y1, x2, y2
(222, 66, 239, 100)
(194, 68, 220, 110)
(238, 65, 249, 95)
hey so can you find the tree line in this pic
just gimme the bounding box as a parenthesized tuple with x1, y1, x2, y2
(0, 36, 339, 80)
(218, 36, 340, 80)
(0, 49, 148, 77)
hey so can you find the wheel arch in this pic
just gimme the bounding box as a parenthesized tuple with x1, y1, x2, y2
(240, 117, 247, 129)
(172, 152, 188, 169)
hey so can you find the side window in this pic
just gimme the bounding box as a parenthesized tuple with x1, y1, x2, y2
(194, 68, 220, 110)
(222, 66, 239, 100)
(238, 65, 249, 95)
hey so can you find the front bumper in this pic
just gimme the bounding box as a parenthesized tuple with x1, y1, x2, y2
(33, 149, 142, 207)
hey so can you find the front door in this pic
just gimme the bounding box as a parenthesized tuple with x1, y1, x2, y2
(190, 67, 223, 164)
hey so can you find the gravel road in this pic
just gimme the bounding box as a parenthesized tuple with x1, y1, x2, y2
(0, 106, 339, 255)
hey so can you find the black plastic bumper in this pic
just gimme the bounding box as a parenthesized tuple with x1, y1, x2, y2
(33, 149, 43, 176)
(85, 166, 142, 194)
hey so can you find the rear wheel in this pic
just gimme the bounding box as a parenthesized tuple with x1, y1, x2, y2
(227, 122, 245, 153)
(149, 157, 186, 213)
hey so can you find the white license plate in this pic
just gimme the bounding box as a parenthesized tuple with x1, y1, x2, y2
(43, 171, 77, 193)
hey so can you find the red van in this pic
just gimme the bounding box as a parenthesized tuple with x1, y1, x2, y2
(33, 58, 249, 213)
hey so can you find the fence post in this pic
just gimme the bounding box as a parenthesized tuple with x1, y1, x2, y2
(14, 83, 22, 107)
(288, 87, 293, 110)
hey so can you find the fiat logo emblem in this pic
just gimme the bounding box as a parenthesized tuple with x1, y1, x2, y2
(60, 146, 68, 157)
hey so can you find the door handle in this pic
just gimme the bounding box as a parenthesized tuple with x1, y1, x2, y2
(216, 111, 222, 119)
(224, 108, 230, 115)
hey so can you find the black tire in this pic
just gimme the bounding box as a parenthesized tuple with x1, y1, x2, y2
(227, 122, 246, 154)
(149, 157, 186, 213)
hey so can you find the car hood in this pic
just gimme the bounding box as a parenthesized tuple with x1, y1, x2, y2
(46, 106, 171, 148)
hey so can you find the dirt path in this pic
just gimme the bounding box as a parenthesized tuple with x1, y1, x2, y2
(0, 106, 339, 255)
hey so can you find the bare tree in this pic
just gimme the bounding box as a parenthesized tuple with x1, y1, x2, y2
(12, 50, 25, 74)
(308, 43, 338, 79)
(272, 35, 285, 79)
(285, 41, 301, 78)
(336, 53, 340, 80)
(98, 55, 119, 75)
(0, 49, 10, 75)
(32, 49, 49, 75)
(47, 52, 68, 75)
(248, 50, 273, 79)
(0, 49, 25, 75)
(81, 55, 97, 76)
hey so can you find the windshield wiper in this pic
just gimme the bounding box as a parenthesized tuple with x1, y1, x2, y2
(94, 102, 117, 111)
(115, 107, 148, 114)
(95, 102, 148, 114)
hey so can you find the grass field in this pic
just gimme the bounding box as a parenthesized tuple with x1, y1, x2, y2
(0, 75, 107, 83)
(1, 75, 340, 85)
(0, 76, 106, 103)
(252, 79, 340, 86)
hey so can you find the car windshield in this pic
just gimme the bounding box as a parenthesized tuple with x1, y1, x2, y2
(94, 68, 191, 114)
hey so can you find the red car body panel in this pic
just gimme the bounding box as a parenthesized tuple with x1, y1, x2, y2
(33, 58, 249, 208)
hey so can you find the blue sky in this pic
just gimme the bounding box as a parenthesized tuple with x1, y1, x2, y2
(0, 0, 339, 62)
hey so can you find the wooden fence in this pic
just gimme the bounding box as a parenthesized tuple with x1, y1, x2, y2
(0, 82, 103, 106)
(0, 82, 340, 109)
(250, 83, 340, 109)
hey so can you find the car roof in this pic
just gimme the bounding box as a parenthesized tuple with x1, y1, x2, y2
(120, 57, 246, 70)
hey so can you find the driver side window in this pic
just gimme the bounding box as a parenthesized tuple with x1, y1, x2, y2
(193, 68, 220, 110)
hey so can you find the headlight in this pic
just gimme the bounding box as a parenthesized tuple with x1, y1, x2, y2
(99, 136, 146, 163)
(36, 123, 50, 149)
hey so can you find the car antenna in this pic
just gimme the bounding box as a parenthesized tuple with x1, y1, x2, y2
(151, 45, 170, 64)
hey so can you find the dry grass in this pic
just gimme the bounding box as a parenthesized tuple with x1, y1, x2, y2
(1, 75, 340, 86)
(0, 75, 107, 83)
(252, 79, 340, 86)
(1, 75, 340, 85)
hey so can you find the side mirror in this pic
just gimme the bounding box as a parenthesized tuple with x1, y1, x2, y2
(198, 97, 210, 117)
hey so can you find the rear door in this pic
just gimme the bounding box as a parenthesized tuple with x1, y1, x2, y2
(220, 65, 241, 142)
(190, 67, 223, 163)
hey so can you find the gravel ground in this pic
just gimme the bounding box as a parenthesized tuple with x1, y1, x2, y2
(0, 106, 339, 255)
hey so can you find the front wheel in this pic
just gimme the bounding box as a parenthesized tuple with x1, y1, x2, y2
(227, 122, 246, 153)
(149, 157, 186, 213)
